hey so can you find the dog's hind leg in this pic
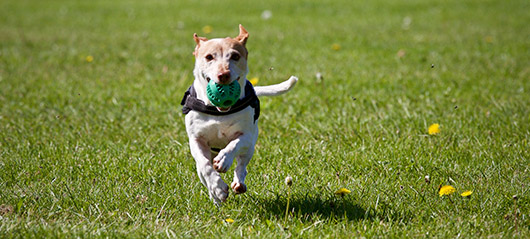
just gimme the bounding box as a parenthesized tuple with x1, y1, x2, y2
(189, 138, 229, 205)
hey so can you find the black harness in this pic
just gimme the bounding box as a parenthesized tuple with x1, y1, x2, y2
(181, 81, 260, 122)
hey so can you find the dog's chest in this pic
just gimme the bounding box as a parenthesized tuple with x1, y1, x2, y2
(185, 108, 256, 148)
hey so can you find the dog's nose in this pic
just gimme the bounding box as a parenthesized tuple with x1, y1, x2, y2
(218, 71, 231, 84)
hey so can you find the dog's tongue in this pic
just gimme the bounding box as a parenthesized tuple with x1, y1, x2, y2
(216, 107, 231, 112)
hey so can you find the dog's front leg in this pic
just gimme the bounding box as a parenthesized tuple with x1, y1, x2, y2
(189, 137, 229, 205)
(213, 133, 255, 194)
(212, 132, 250, 173)
(230, 147, 254, 194)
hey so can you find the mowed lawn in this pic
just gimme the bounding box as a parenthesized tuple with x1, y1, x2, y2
(1, 0, 529, 237)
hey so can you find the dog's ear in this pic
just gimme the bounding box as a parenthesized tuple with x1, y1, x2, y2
(193, 33, 208, 45)
(235, 24, 249, 46)
(193, 33, 208, 56)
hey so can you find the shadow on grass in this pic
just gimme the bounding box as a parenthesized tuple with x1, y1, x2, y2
(255, 193, 372, 222)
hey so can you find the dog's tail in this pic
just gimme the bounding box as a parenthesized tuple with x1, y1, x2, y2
(254, 76, 298, 97)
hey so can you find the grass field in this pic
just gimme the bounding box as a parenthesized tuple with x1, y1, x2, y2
(1, 0, 529, 237)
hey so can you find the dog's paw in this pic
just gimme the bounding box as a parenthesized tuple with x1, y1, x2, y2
(213, 152, 234, 173)
(231, 182, 247, 194)
(209, 181, 229, 205)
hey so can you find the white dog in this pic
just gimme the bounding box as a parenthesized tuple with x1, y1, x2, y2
(181, 25, 298, 205)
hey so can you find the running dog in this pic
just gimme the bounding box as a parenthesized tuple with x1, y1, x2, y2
(181, 24, 298, 205)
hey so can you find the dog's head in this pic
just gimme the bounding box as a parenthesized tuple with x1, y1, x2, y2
(193, 25, 249, 86)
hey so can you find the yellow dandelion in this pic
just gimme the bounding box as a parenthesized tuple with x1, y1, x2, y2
(334, 188, 351, 196)
(225, 218, 234, 223)
(484, 36, 493, 43)
(439, 185, 456, 197)
(86, 55, 94, 63)
(249, 77, 259, 86)
(202, 25, 213, 34)
(428, 123, 440, 135)
(461, 190, 473, 198)
(331, 43, 341, 51)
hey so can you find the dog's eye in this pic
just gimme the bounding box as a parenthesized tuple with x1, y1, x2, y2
(205, 54, 214, 61)
(230, 53, 240, 61)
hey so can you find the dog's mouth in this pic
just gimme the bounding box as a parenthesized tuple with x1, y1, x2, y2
(205, 76, 241, 85)
(204, 75, 240, 113)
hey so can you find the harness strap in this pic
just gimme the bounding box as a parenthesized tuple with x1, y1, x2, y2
(181, 81, 260, 122)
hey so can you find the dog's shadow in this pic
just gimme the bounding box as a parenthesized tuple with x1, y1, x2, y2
(251, 193, 372, 222)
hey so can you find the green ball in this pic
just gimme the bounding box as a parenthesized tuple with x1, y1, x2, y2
(206, 80, 241, 108)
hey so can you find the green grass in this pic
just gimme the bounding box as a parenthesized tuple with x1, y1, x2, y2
(1, 0, 529, 237)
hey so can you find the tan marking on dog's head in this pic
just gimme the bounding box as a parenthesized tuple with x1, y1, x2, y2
(192, 25, 250, 85)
